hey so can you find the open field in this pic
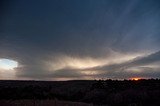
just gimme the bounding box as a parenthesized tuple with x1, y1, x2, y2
(0, 79, 160, 106)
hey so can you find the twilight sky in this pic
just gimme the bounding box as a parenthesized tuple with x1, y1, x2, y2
(0, 0, 160, 80)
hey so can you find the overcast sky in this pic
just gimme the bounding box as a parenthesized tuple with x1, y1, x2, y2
(0, 0, 160, 80)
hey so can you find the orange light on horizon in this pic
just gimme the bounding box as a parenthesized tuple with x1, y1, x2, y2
(132, 78, 141, 81)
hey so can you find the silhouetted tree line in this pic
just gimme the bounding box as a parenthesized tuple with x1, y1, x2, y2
(0, 79, 160, 106)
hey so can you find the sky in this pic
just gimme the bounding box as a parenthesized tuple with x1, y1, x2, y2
(0, 0, 160, 80)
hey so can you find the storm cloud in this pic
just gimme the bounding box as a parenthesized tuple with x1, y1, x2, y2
(0, 0, 160, 80)
(89, 50, 160, 79)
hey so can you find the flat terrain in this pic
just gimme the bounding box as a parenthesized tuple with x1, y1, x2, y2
(0, 79, 160, 106)
(0, 100, 94, 106)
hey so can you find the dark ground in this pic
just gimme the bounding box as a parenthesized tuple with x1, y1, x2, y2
(0, 79, 160, 106)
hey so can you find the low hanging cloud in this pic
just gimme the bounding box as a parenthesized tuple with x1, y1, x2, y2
(13, 50, 160, 80)
(88, 50, 160, 79)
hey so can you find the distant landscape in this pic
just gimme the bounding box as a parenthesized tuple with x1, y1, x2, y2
(1, 0, 160, 106)
(0, 79, 160, 106)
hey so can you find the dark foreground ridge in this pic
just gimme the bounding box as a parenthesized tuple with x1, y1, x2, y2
(0, 79, 160, 106)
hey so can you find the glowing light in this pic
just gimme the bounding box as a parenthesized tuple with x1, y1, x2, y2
(0, 59, 18, 70)
(132, 78, 141, 81)
(80, 70, 99, 75)
(48, 52, 146, 71)
(48, 56, 107, 71)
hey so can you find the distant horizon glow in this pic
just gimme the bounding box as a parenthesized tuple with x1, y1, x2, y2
(131, 78, 141, 81)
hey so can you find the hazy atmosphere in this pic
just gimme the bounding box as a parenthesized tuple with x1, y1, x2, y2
(0, 0, 160, 80)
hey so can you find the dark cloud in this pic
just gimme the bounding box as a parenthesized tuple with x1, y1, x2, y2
(93, 66, 160, 79)
(130, 51, 160, 66)
(16, 66, 84, 80)
(49, 69, 83, 78)
(90, 51, 160, 79)
(0, 0, 160, 80)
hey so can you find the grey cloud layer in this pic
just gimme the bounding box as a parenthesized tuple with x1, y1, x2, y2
(15, 51, 160, 80)
(0, 0, 160, 80)
(90, 51, 160, 79)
